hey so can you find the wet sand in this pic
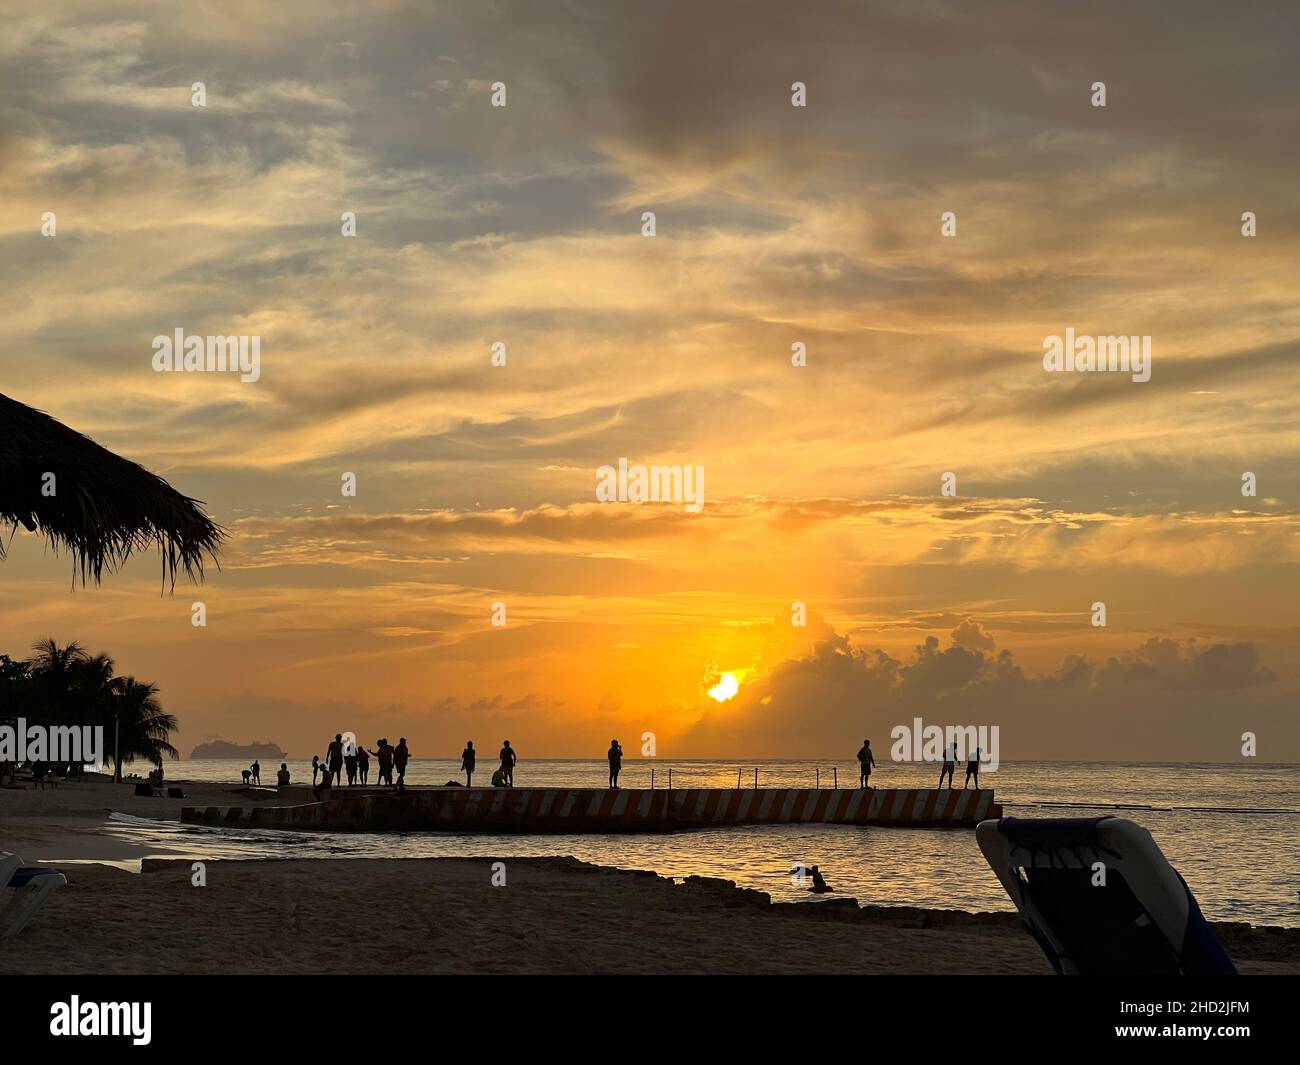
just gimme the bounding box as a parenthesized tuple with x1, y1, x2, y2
(2, 775, 308, 862)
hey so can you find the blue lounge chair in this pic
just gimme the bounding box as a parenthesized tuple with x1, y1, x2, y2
(1, 850, 68, 937)
(976, 816, 1236, 975)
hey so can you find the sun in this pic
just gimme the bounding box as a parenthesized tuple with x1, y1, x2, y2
(707, 672, 740, 702)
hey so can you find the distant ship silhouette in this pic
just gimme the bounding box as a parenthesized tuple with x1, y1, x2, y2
(189, 739, 287, 760)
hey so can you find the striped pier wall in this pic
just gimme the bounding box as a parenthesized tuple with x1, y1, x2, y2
(181, 786, 999, 833)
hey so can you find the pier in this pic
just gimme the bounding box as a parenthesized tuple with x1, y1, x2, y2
(181, 785, 1001, 833)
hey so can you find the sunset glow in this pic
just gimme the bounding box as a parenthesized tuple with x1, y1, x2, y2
(0, 1, 1297, 765)
(3, 1, 1300, 1002)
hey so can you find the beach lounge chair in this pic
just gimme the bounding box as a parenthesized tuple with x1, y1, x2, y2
(1, 850, 68, 937)
(976, 816, 1236, 975)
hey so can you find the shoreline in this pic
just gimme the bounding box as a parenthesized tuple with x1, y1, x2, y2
(5, 778, 1297, 975)
(4, 855, 1297, 975)
(2, 777, 308, 865)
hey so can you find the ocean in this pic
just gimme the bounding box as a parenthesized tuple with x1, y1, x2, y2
(111, 758, 1300, 928)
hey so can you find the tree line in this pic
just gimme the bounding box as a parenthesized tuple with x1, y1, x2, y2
(0, 639, 178, 776)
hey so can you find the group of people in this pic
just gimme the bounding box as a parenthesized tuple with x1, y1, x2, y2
(311, 735, 411, 794)
(278, 737, 988, 794)
(459, 739, 517, 788)
(240, 760, 292, 786)
(855, 739, 986, 789)
(297, 736, 628, 790)
(459, 738, 625, 788)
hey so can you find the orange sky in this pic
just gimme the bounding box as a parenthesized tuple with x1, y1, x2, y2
(2, 1, 1298, 761)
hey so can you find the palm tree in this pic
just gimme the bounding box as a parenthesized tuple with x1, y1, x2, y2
(28, 637, 89, 683)
(26, 639, 91, 723)
(74, 653, 119, 770)
(17, 640, 179, 781)
(108, 677, 179, 781)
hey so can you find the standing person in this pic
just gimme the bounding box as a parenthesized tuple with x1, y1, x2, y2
(939, 740, 958, 789)
(250, 760, 261, 784)
(344, 741, 358, 786)
(607, 740, 624, 789)
(498, 740, 517, 787)
(326, 734, 345, 788)
(857, 739, 876, 788)
(367, 739, 394, 786)
(461, 741, 476, 787)
(964, 747, 982, 790)
(357, 744, 370, 785)
(311, 754, 320, 785)
(394, 738, 410, 789)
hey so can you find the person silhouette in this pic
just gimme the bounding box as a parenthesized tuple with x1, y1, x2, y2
(856, 739, 876, 788)
(964, 747, 982, 790)
(250, 760, 260, 785)
(394, 738, 410, 789)
(326, 734, 345, 788)
(367, 738, 394, 786)
(357, 744, 370, 785)
(607, 739, 624, 789)
(461, 741, 476, 787)
(311, 754, 320, 785)
(344, 741, 358, 786)
(498, 740, 516, 787)
(276, 763, 290, 786)
(939, 740, 958, 789)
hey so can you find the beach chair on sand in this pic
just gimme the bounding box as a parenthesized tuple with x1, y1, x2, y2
(976, 816, 1236, 975)
(1, 851, 68, 937)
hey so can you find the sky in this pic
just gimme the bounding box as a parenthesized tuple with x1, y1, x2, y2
(2, 0, 1298, 762)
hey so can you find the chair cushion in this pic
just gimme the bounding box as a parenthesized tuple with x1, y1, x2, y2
(9, 868, 60, 888)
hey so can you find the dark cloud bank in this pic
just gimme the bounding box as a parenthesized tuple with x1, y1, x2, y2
(684, 619, 1292, 762)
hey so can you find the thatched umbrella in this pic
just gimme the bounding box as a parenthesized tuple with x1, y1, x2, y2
(0, 392, 223, 586)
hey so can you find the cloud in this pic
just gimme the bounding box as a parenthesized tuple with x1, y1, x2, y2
(683, 619, 1296, 760)
(950, 618, 996, 652)
(217, 498, 1300, 576)
(1, 1, 1298, 763)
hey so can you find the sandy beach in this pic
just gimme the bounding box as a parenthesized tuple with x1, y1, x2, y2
(3, 778, 1297, 975)
(1, 775, 308, 863)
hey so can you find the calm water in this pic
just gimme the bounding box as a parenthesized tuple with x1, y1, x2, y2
(110, 759, 1300, 927)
